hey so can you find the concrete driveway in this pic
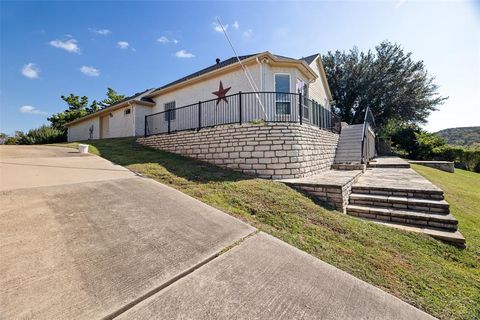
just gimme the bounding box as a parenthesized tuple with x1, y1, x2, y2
(0, 145, 435, 320)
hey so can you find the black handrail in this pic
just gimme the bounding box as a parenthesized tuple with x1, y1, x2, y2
(144, 91, 341, 137)
(360, 107, 376, 164)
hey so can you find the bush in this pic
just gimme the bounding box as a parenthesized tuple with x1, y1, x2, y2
(384, 122, 480, 173)
(17, 126, 66, 145)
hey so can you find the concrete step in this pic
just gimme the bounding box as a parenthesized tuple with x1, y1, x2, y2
(349, 193, 449, 214)
(368, 163, 410, 169)
(347, 205, 458, 231)
(351, 185, 444, 200)
(371, 219, 466, 248)
(337, 146, 362, 153)
(332, 163, 365, 171)
(338, 136, 362, 140)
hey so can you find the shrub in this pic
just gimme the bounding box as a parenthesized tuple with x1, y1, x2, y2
(384, 122, 480, 172)
(17, 125, 66, 145)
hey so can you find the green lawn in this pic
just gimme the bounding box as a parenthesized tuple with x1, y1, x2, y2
(52, 139, 480, 320)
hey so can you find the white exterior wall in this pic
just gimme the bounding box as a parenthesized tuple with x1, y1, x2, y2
(151, 64, 262, 114)
(67, 104, 148, 141)
(306, 59, 331, 109)
(67, 117, 100, 142)
(134, 104, 152, 136)
(108, 105, 135, 138)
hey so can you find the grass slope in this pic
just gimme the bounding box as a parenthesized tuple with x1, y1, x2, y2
(53, 139, 479, 320)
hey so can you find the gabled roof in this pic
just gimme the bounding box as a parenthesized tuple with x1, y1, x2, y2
(66, 88, 156, 127)
(300, 53, 320, 65)
(147, 51, 319, 98)
(155, 54, 257, 93)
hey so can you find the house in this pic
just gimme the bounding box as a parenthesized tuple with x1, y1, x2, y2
(66, 51, 334, 141)
(66, 89, 156, 142)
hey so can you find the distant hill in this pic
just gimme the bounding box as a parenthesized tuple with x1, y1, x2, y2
(436, 126, 480, 147)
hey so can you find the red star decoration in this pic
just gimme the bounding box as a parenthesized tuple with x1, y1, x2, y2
(212, 81, 231, 105)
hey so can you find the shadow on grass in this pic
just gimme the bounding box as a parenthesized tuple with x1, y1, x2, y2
(83, 137, 254, 184)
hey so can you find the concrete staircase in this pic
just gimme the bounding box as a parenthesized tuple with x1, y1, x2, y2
(333, 124, 364, 170)
(346, 184, 465, 247)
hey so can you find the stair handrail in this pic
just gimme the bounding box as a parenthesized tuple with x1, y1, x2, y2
(361, 107, 376, 164)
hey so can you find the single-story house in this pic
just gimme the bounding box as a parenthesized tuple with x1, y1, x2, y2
(66, 51, 334, 141)
(66, 89, 156, 142)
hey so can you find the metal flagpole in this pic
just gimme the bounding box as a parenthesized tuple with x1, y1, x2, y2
(216, 17, 267, 119)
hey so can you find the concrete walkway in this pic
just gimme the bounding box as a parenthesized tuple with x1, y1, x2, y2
(0, 146, 435, 319)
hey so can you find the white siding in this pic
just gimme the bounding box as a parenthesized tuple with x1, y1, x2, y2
(151, 64, 262, 113)
(134, 104, 152, 136)
(67, 117, 100, 142)
(108, 105, 135, 138)
(306, 58, 331, 109)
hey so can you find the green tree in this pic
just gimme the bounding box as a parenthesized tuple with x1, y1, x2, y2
(47, 94, 90, 134)
(322, 41, 447, 127)
(100, 88, 125, 108)
(47, 88, 124, 135)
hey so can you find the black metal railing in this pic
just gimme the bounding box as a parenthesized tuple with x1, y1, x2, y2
(145, 91, 340, 137)
(361, 107, 377, 164)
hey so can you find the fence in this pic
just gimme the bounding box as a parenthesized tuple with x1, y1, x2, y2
(361, 107, 377, 164)
(145, 91, 341, 136)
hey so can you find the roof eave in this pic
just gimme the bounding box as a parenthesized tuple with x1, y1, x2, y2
(146, 51, 318, 98)
(65, 100, 155, 127)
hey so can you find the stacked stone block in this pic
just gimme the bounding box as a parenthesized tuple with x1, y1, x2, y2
(137, 123, 339, 179)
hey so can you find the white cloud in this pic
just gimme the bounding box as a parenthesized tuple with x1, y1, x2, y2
(213, 21, 228, 33)
(90, 28, 111, 35)
(117, 41, 129, 49)
(395, 0, 408, 8)
(80, 66, 100, 77)
(243, 29, 253, 38)
(49, 38, 80, 53)
(175, 49, 195, 58)
(157, 36, 169, 44)
(21, 63, 40, 79)
(157, 36, 178, 44)
(19, 105, 47, 115)
(232, 21, 239, 30)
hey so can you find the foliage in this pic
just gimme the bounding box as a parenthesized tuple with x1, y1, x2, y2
(386, 123, 480, 172)
(53, 138, 480, 319)
(47, 88, 125, 135)
(7, 126, 64, 145)
(322, 41, 447, 128)
(436, 126, 480, 147)
(99, 88, 125, 108)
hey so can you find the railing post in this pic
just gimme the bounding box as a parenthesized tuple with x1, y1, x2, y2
(198, 101, 202, 130)
(144, 115, 148, 137)
(238, 91, 243, 125)
(299, 93, 303, 125)
(167, 110, 171, 134)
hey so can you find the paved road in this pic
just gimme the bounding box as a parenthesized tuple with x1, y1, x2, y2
(0, 145, 436, 319)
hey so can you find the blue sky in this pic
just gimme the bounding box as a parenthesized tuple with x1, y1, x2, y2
(1, 0, 479, 134)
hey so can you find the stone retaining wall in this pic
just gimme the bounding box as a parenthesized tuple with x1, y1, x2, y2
(285, 172, 362, 213)
(137, 123, 339, 179)
(408, 160, 454, 173)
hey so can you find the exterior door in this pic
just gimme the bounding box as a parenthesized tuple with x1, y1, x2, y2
(100, 115, 109, 139)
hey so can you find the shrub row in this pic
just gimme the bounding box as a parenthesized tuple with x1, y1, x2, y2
(4, 125, 66, 145)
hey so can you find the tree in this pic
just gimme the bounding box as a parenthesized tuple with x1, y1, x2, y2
(99, 88, 125, 108)
(322, 41, 447, 128)
(47, 88, 124, 135)
(47, 94, 90, 134)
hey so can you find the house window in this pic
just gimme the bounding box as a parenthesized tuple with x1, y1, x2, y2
(124, 108, 131, 116)
(164, 101, 176, 121)
(275, 74, 291, 115)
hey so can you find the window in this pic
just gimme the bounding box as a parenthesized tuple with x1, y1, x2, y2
(164, 101, 176, 121)
(275, 74, 291, 115)
(124, 108, 131, 116)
